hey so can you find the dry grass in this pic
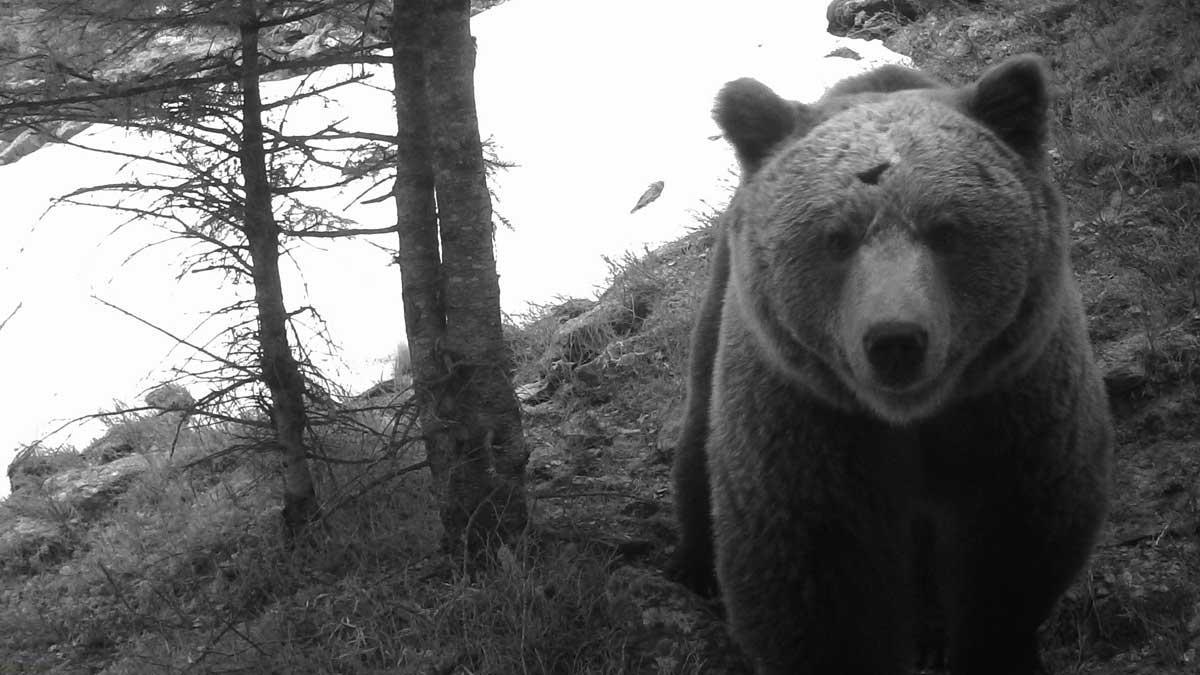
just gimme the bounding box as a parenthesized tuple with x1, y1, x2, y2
(0, 388, 674, 673)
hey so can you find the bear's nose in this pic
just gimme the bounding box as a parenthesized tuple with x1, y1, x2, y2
(863, 321, 928, 389)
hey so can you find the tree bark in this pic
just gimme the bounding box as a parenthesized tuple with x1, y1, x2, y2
(392, 0, 528, 553)
(427, 0, 528, 547)
(238, 0, 318, 538)
(391, 0, 454, 526)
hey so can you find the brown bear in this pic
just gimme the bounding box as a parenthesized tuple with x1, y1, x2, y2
(670, 55, 1112, 675)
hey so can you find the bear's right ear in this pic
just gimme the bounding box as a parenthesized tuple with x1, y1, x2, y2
(961, 54, 1050, 166)
(714, 78, 806, 174)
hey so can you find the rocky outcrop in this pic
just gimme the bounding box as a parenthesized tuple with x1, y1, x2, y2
(41, 452, 163, 519)
(2, 450, 162, 574)
(826, 0, 921, 38)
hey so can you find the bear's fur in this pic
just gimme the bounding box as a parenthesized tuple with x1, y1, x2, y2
(670, 55, 1112, 675)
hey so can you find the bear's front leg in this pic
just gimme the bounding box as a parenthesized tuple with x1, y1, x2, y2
(708, 338, 919, 674)
(668, 231, 730, 596)
(923, 336, 1111, 675)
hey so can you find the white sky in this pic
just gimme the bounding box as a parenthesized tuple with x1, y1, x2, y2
(0, 0, 902, 496)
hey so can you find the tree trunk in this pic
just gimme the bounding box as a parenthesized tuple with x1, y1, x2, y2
(427, 0, 528, 546)
(238, 0, 318, 538)
(391, 0, 455, 528)
(392, 0, 528, 553)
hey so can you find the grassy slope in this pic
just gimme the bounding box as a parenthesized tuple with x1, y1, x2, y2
(2, 1, 1198, 673)
(0, 231, 724, 674)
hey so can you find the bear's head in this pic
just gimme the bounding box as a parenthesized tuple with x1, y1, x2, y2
(716, 56, 1067, 424)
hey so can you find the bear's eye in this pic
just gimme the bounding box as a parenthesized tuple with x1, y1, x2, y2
(823, 228, 858, 260)
(925, 220, 960, 253)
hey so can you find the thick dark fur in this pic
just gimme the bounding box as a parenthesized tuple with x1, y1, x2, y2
(670, 55, 1112, 674)
(669, 62, 945, 597)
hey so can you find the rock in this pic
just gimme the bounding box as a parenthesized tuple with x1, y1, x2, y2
(1103, 356, 1149, 400)
(1096, 323, 1200, 409)
(826, 0, 921, 38)
(6, 445, 82, 495)
(549, 310, 618, 366)
(0, 516, 67, 573)
(518, 298, 597, 349)
(515, 379, 554, 405)
(41, 452, 162, 518)
(145, 383, 195, 411)
(826, 46, 862, 60)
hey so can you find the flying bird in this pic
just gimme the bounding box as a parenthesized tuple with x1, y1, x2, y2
(630, 180, 665, 214)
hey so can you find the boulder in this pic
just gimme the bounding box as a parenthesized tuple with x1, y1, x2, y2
(41, 452, 162, 518)
(1095, 322, 1200, 412)
(145, 383, 195, 411)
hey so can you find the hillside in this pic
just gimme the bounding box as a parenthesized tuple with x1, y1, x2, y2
(2, 0, 1199, 673)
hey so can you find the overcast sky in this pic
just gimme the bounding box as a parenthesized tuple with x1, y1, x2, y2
(0, 0, 903, 495)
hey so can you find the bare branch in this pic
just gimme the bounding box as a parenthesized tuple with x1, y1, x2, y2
(279, 223, 399, 237)
(91, 295, 250, 374)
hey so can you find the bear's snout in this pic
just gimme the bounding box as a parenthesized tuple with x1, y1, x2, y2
(863, 321, 928, 389)
(834, 234, 955, 421)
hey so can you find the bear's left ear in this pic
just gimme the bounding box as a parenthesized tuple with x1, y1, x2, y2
(714, 78, 810, 174)
(962, 54, 1051, 165)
